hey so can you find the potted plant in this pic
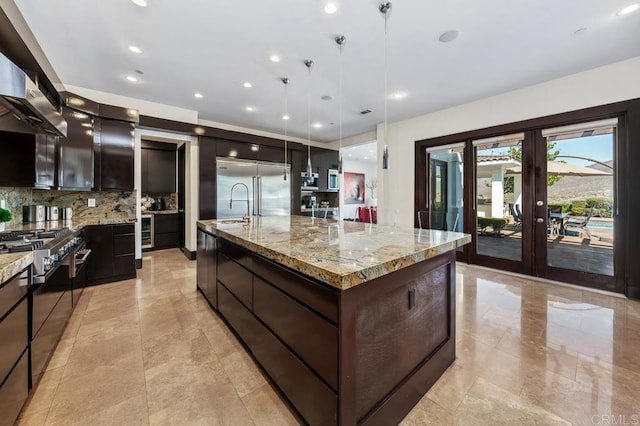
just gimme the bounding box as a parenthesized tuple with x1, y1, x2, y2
(0, 207, 11, 232)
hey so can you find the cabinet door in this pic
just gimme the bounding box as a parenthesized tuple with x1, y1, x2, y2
(197, 230, 209, 294)
(59, 107, 94, 190)
(35, 135, 56, 188)
(146, 149, 176, 193)
(84, 225, 114, 282)
(99, 119, 134, 191)
(0, 131, 34, 186)
(141, 149, 149, 193)
(206, 234, 217, 307)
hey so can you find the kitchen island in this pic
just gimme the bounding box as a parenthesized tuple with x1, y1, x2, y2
(197, 216, 470, 425)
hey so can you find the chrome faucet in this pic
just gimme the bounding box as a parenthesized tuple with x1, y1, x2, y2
(230, 182, 251, 221)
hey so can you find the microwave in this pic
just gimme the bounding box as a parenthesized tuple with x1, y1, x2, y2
(327, 169, 339, 191)
(301, 172, 319, 190)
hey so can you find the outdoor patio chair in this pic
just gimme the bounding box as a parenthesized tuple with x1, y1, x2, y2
(564, 208, 593, 239)
(509, 204, 522, 228)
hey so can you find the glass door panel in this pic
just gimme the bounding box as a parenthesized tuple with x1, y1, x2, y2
(473, 133, 524, 262)
(542, 120, 616, 277)
(425, 144, 464, 252)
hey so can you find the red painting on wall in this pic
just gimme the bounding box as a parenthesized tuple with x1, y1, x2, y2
(344, 172, 365, 204)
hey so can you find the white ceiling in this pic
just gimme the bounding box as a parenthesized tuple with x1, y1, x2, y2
(11, 0, 640, 142)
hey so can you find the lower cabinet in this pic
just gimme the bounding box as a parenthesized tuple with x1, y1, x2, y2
(0, 268, 29, 426)
(196, 229, 217, 307)
(153, 214, 179, 249)
(84, 223, 136, 285)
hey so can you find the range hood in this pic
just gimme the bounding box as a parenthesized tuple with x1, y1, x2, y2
(0, 52, 67, 136)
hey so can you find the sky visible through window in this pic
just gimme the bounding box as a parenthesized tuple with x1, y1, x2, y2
(480, 134, 613, 167)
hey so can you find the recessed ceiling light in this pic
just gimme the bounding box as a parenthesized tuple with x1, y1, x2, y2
(251, 145, 259, 152)
(364, 156, 368, 160)
(282, 115, 290, 120)
(324, 2, 338, 14)
(125, 75, 138, 82)
(348, 153, 352, 157)
(312, 123, 323, 128)
(194, 92, 204, 99)
(438, 30, 460, 43)
(391, 91, 407, 100)
(270, 55, 280, 63)
(243, 82, 252, 88)
(130, 0, 147, 7)
(617, 3, 639, 15)
(369, 150, 374, 153)
(194, 127, 205, 135)
(245, 106, 255, 112)
(128, 45, 142, 54)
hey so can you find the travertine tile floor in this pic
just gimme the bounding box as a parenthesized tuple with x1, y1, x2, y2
(18, 249, 640, 425)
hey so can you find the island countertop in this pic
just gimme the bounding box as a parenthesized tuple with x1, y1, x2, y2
(0, 252, 33, 285)
(197, 215, 470, 290)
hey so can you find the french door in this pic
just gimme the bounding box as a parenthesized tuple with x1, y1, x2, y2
(419, 118, 622, 292)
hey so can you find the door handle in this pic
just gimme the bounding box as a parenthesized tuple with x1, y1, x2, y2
(252, 176, 257, 216)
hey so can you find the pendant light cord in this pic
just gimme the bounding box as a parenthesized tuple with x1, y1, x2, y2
(383, 10, 389, 154)
(339, 43, 343, 157)
(284, 79, 288, 178)
(307, 64, 312, 174)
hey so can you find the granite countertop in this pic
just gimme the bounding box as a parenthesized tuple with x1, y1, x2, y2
(197, 215, 471, 290)
(142, 210, 178, 215)
(0, 252, 33, 285)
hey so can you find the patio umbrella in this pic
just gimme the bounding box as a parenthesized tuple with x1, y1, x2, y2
(505, 162, 612, 177)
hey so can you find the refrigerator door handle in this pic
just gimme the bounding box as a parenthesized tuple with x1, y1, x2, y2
(252, 176, 257, 216)
(257, 176, 263, 216)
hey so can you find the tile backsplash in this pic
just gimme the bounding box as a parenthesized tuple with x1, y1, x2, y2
(0, 187, 136, 226)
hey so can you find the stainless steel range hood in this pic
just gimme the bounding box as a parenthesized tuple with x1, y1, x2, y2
(0, 52, 67, 136)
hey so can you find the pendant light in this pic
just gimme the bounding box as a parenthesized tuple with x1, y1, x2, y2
(380, 2, 392, 170)
(281, 77, 289, 180)
(304, 59, 314, 178)
(335, 35, 346, 174)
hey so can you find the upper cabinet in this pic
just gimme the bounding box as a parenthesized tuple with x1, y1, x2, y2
(58, 107, 94, 190)
(141, 141, 176, 193)
(94, 118, 135, 191)
(310, 147, 339, 191)
(0, 131, 57, 188)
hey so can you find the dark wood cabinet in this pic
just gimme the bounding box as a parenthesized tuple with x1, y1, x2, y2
(311, 147, 339, 191)
(196, 229, 217, 307)
(0, 131, 57, 188)
(84, 224, 136, 285)
(95, 118, 135, 191)
(142, 144, 176, 193)
(153, 214, 178, 249)
(58, 107, 94, 190)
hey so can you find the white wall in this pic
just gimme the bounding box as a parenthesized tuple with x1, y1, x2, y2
(375, 56, 640, 228)
(340, 159, 377, 220)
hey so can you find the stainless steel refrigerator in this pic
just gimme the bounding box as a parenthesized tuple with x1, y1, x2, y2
(217, 158, 291, 218)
